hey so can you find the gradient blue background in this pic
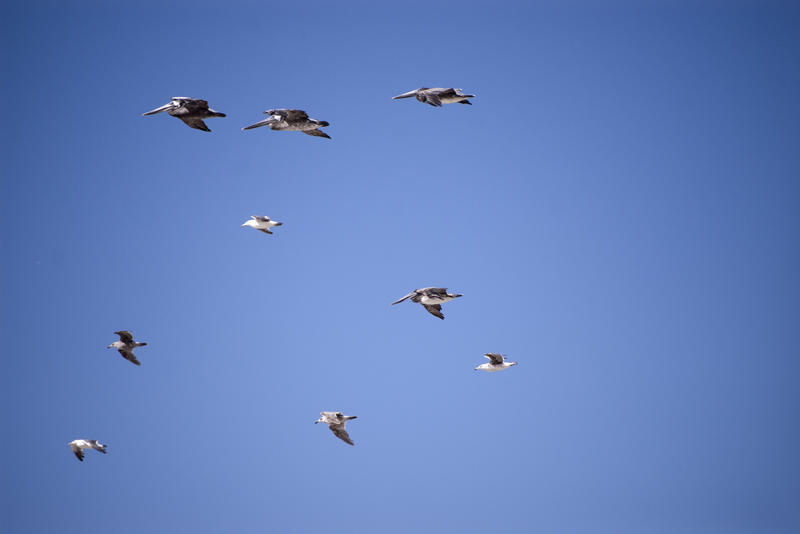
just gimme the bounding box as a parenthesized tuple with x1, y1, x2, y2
(2, 1, 799, 532)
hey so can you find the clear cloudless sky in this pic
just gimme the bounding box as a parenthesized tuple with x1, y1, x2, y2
(2, 1, 799, 532)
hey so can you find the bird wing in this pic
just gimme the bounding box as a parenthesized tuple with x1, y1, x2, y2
(285, 109, 309, 121)
(425, 287, 448, 296)
(71, 444, 84, 461)
(391, 292, 415, 305)
(179, 117, 211, 132)
(423, 92, 442, 107)
(423, 304, 444, 320)
(302, 129, 331, 139)
(435, 88, 458, 98)
(258, 228, 273, 234)
(329, 424, 354, 445)
(484, 353, 505, 365)
(181, 98, 210, 112)
(267, 109, 308, 121)
(252, 215, 270, 222)
(115, 331, 134, 343)
(118, 349, 141, 366)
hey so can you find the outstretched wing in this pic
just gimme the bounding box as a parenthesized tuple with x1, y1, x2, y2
(114, 331, 134, 344)
(423, 304, 444, 320)
(71, 445, 84, 461)
(329, 424, 354, 445)
(118, 349, 141, 366)
(179, 117, 211, 132)
(302, 129, 331, 139)
(258, 228, 273, 234)
(484, 353, 505, 365)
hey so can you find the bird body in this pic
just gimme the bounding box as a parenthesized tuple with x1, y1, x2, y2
(315, 412, 358, 445)
(475, 353, 518, 372)
(392, 87, 475, 107)
(107, 330, 147, 366)
(68, 439, 107, 461)
(242, 215, 283, 234)
(242, 109, 330, 138)
(142, 97, 226, 131)
(391, 287, 463, 319)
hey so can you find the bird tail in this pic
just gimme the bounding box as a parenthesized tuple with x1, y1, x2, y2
(210, 110, 226, 117)
(136, 342, 148, 347)
(317, 121, 330, 127)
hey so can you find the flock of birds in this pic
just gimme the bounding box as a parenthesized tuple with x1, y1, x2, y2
(69, 86, 516, 457)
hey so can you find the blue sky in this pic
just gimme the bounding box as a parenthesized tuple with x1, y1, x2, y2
(2, 1, 799, 532)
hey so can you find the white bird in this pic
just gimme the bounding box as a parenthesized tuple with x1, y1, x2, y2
(391, 287, 463, 320)
(242, 215, 283, 235)
(68, 439, 107, 461)
(475, 353, 518, 372)
(315, 412, 358, 446)
(107, 330, 147, 366)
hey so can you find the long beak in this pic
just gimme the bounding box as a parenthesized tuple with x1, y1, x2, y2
(391, 293, 412, 305)
(392, 90, 418, 100)
(142, 102, 174, 116)
(242, 117, 277, 131)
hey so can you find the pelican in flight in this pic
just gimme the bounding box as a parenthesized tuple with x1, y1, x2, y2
(242, 215, 283, 235)
(242, 109, 331, 138)
(391, 87, 475, 107)
(315, 412, 358, 445)
(68, 439, 107, 461)
(391, 287, 463, 320)
(142, 97, 226, 132)
(107, 330, 147, 366)
(475, 353, 518, 372)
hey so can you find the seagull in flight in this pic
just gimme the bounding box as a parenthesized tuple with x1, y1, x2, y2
(68, 439, 107, 461)
(107, 330, 147, 366)
(242, 109, 330, 138)
(391, 287, 463, 319)
(315, 412, 358, 445)
(142, 97, 226, 132)
(242, 215, 283, 235)
(475, 353, 518, 372)
(392, 87, 475, 107)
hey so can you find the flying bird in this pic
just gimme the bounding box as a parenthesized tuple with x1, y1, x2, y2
(142, 97, 226, 132)
(242, 215, 283, 235)
(391, 87, 475, 107)
(391, 287, 463, 320)
(242, 109, 331, 138)
(315, 412, 358, 446)
(475, 353, 518, 372)
(107, 330, 147, 366)
(68, 439, 107, 461)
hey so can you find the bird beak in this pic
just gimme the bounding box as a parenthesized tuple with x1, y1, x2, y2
(107, 344, 113, 349)
(242, 117, 276, 131)
(142, 102, 174, 116)
(392, 90, 417, 100)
